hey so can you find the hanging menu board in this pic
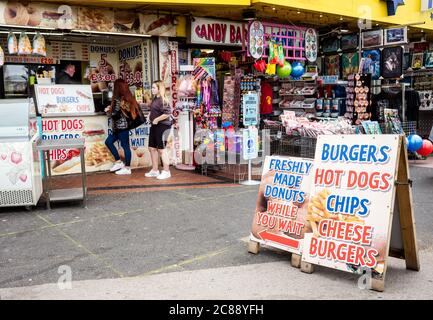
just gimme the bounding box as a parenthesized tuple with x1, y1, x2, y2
(49, 42, 89, 61)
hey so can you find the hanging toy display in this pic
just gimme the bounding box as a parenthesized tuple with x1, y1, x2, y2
(32, 32, 46, 56)
(277, 60, 292, 79)
(277, 42, 285, 67)
(0, 46, 4, 67)
(265, 38, 277, 75)
(7, 32, 18, 55)
(18, 32, 32, 55)
(253, 59, 267, 73)
(290, 61, 305, 80)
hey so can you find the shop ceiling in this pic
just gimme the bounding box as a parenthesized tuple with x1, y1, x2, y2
(24, 0, 433, 40)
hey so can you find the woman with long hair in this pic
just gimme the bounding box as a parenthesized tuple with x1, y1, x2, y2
(104, 78, 140, 175)
(145, 80, 172, 180)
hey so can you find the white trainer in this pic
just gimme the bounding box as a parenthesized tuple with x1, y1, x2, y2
(145, 170, 160, 177)
(156, 170, 171, 180)
(115, 167, 131, 175)
(110, 161, 124, 172)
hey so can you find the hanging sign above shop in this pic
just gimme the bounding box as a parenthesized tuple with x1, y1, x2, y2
(189, 17, 247, 46)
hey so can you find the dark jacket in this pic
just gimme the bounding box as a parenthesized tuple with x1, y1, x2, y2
(56, 71, 79, 84)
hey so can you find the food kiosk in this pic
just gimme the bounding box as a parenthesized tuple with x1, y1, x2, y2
(0, 98, 42, 207)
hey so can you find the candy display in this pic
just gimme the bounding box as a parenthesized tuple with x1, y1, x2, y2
(32, 32, 46, 56)
(18, 32, 32, 55)
(277, 116, 356, 137)
(7, 32, 18, 54)
(0, 46, 4, 67)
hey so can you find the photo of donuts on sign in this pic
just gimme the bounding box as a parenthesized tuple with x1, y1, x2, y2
(0, 2, 76, 29)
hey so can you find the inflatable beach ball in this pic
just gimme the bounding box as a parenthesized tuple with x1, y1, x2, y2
(277, 60, 292, 78)
(407, 134, 423, 152)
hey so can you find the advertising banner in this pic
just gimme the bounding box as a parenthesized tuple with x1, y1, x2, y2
(0, 2, 76, 29)
(88, 44, 118, 93)
(40, 116, 151, 176)
(302, 135, 400, 278)
(118, 42, 143, 89)
(141, 39, 152, 103)
(250, 156, 314, 255)
(139, 14, 177, 36)
(34, 85, 95, 115)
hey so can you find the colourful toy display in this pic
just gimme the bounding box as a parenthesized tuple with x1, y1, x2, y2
(407, 134, 423, 152)
(417, 139, 433, 156)
(290, 61, 305, 80)
(276, 60, 292, 79)
(277, 42, 285, 67)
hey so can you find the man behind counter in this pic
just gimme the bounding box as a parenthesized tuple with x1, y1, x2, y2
(56, 62, 80, 84)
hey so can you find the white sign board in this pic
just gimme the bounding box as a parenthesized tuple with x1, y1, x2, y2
(34, 85, 95, 115)
(243, 127, 258, 160)
(243, 93, 259, 127)
(302, 135, 400, 278)
(250, 156, 314, 255)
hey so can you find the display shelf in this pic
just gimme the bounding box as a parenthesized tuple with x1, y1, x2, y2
(279, 93, 316, 96)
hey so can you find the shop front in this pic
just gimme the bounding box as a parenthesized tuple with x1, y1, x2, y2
(0, 2, 189, 184)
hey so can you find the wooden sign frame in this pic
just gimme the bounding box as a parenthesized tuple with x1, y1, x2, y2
(249, 135, 419, 292)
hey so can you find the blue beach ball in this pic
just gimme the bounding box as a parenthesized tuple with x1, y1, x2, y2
(290, 61, 305, 79)
(407, 134, 423, 152)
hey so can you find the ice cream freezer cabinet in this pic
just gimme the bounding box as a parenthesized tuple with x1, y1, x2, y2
(0, 134, 43, 207)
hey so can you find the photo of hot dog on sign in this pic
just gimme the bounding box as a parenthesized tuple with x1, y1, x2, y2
(302, 135, 400, 279)
(250, 156, 313, 255)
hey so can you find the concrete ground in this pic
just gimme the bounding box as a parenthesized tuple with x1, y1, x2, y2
(0, 165, 432, 300)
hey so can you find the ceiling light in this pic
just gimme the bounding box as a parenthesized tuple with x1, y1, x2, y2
(421, 29, 424, 33)
(272, 7, 276, 11)
(340, 28, 350, 33)
(201, 49, 214, 54)
(297, 11, 301, 14)
(340, 16, 343, 21)
(319, 14, 323, 18)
